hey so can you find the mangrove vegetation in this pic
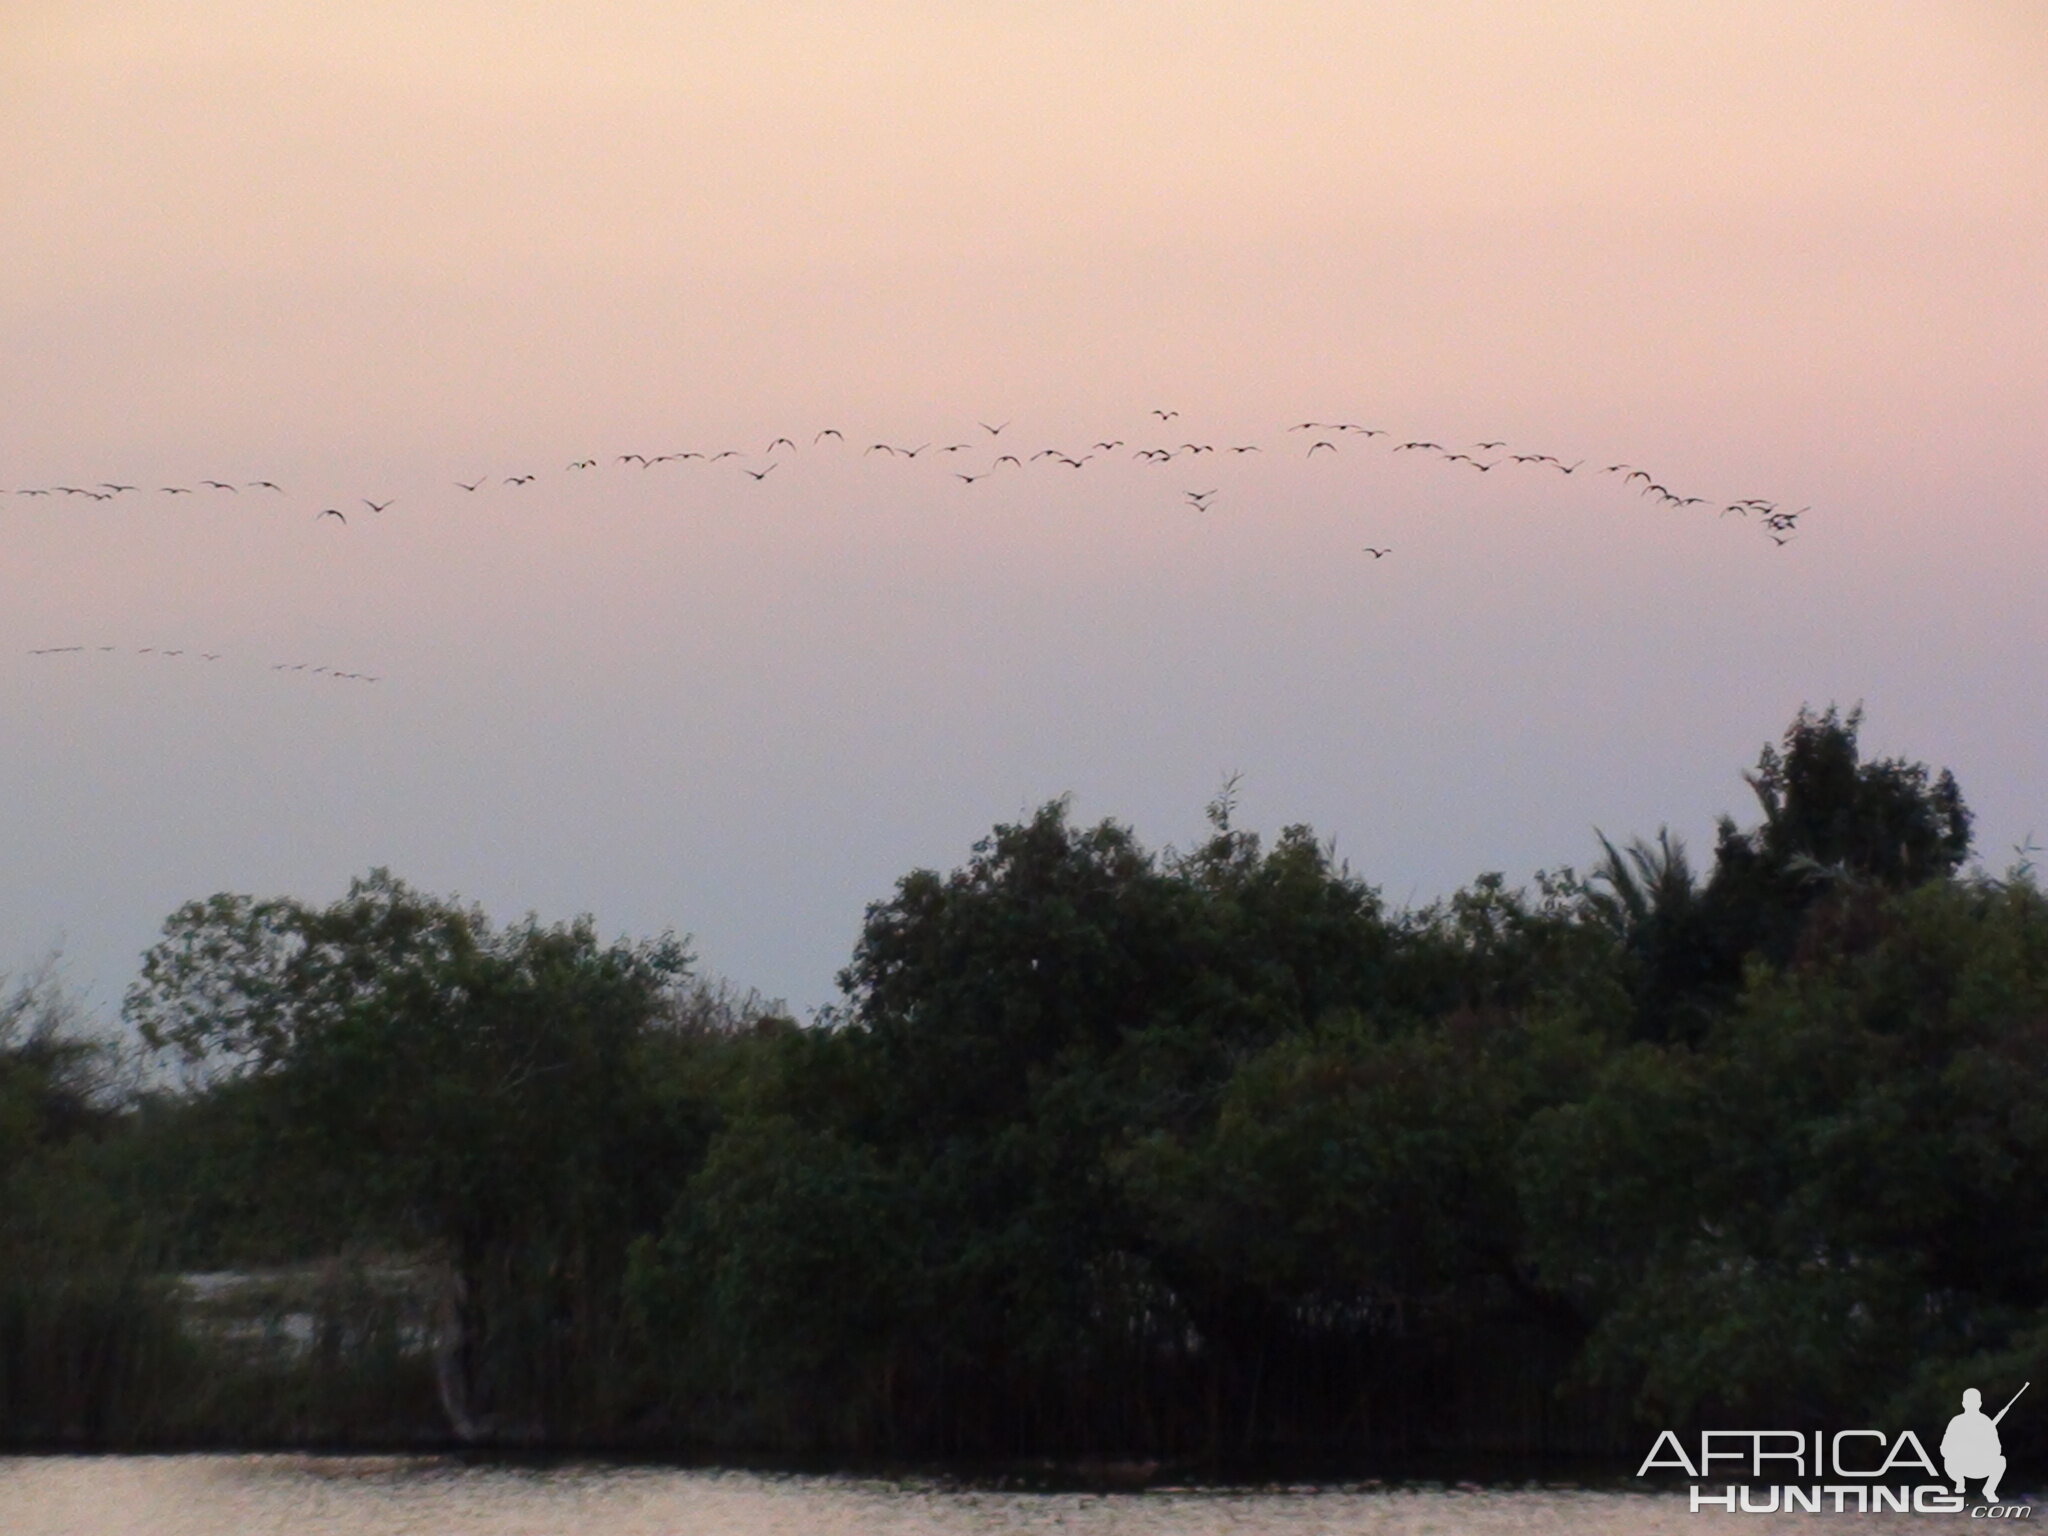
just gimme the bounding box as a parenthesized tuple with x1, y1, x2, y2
(4, 705, 2044, 1469)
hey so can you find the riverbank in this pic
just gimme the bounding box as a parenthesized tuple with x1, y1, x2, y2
(0, 1454, 1960, 1536)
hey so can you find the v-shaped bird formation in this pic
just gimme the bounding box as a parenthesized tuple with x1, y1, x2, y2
(8, 405, 1808, 544)
(18, 405, 1809, 674)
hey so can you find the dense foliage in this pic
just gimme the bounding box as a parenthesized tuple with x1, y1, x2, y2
(4, 705, 2043, 1467)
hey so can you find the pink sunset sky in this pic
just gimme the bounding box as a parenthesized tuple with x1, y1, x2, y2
(4, 0, 2044, 1015)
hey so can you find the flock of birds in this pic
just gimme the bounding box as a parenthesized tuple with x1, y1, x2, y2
(9, 407, 1807, 545)
(19, 408, 1807, 678)
(25, 645, 381, 684)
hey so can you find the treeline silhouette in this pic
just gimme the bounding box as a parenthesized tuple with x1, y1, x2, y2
(4, 706, 2042, 1469)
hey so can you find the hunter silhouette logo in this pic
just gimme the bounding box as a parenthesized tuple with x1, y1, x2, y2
(1638, 1380, 2033, 1517)
(1944, 1382, 2026, 1506)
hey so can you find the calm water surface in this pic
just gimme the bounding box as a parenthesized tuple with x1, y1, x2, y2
(0, 1456, 1982, 1535)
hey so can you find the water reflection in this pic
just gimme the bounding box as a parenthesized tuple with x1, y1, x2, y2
(0, 1456, 1954, 1534)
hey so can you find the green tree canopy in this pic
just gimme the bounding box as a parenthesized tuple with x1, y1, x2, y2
(1701, 704, 1973, 974)
(123, 869, 693, 1440)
